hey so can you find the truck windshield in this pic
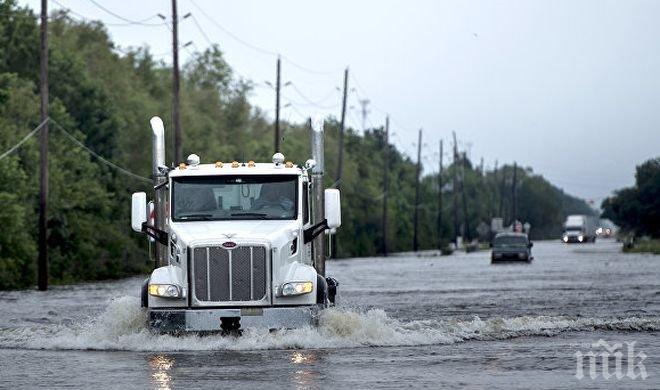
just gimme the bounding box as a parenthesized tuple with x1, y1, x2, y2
(565, 226, 583, 231)
(172, 175, 298, 221)
(493, 236, 528, 247)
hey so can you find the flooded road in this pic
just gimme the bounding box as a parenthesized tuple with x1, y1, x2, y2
(1, 239, 658, 389)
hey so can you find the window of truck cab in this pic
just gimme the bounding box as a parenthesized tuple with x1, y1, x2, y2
(171, 175, 298, 221)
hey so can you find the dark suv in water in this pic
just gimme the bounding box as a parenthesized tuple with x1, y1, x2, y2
(491, 232, 533, 263)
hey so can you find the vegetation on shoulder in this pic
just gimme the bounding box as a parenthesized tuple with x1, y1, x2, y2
(622, 238, 660, 255)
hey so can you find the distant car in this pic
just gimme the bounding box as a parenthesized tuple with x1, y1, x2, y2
(491, 232, 533, 263)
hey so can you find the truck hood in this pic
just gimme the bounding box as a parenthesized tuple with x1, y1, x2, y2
(170, 220, 299, 246)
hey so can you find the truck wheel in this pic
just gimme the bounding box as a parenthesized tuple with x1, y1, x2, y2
(326, 277, 339, 305)
(316, 275, 328, 306)
(141, 278, 149, 308)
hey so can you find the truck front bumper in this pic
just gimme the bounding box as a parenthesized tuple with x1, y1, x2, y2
(148, 306, 321, 332)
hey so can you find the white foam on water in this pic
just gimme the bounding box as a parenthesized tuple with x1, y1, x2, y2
(0, 296, 658, 352)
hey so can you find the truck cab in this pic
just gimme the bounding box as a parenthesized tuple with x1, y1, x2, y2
(131, 117, 340, 333)
(562, 214, 596, 243)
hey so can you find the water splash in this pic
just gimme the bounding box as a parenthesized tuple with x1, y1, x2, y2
(0, 296, 658, 352)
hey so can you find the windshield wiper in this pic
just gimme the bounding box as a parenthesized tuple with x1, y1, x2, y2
(177, 214, 214, 220)
(230, 212, 269, 219)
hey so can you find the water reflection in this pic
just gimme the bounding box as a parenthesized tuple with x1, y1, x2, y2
(148, 354, 175, 390)
(289, 351, 320, 389)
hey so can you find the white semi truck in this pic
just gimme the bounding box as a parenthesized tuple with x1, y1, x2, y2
(562, 214, 598, 243)
(131, 116, 341, 333)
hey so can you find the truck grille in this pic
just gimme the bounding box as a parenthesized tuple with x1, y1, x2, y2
(192, 245, 267, 302)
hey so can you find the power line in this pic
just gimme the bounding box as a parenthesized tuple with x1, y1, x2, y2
(189, 0, 339, 76)
(289, 84, 339, 109)
(50, 119, 151, 183)
(86, 0, 163, 26)
(51, 0, 165, 27)
(0, 119, 49, 161)
(189, 0, 277, 57)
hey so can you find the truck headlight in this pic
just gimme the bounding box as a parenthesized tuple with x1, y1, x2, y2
(563, 236, 569, 243)
(279, 281, 313, 297)
(148, 284, 182, 298)
(578, 235, 584, 242)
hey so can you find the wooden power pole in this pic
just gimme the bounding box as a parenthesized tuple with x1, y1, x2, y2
(335, 67, 349, 188)
(171, 0, 182, 164)
(38, 0, 49, 291)
(437, 140, 443, 250)
(274, 56, 281, 153)
(460, 152, 471, 242)
(381, 116, 390, 256)
(332, 67, 348, 258)
(452, 131, 459, 244)
(512, 161, 518, 224)
(413, 128, 422, 252)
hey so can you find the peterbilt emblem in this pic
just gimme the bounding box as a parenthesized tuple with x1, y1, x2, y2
(222, 241, 237, 249)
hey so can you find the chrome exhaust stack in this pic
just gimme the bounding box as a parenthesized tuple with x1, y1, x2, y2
(149, 116, 168, 266)
(150, 116, 166, 178)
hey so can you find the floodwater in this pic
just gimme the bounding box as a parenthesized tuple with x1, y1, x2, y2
(0, 239, 658, 389)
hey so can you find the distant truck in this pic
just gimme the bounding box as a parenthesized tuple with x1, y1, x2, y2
(131, 116, 341, 333)
(562, 215, 598, 243)
(491, 232, 533, 263)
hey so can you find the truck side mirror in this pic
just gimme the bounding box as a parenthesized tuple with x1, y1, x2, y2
(324, 189, 341, 229)
(131, 192, 147, 232)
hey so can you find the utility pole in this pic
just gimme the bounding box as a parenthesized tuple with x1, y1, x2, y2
(381, 116, 390, 256)
(413, 129, 422, 252)
(460, 152, 471, 242)
(452, 131, 459, 245)
(310, 116, 325, 276)
(171, 0, 182, 164)
(437, 140, 443, 250)
(359, 99, 370, 132)
(512, 161, 518, 224)
(335, 67, 349, 188)
(331, 67, 348, 258)
(491, 159, 498, 219)
(499, 164, 507, 223)
(38, 0, 49, 291)
(274, 56, 281, 153)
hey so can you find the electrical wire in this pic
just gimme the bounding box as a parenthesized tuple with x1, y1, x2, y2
(50, 119, 151, 183)
(189, 0, 339, 76)
(289, 84, 340, 109)
(189, 0, 277, 57)
(52, 0, 165, 27)
(0, 119, 48, 161)
(86, 0, 163, 26)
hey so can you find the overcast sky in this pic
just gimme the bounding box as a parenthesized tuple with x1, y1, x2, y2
(22, 0, 660, 203)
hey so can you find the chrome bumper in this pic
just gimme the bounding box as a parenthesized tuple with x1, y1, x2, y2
(149, 306, 321, 332)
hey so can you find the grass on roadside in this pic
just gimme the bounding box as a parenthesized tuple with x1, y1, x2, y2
(623, 239, 660, 255)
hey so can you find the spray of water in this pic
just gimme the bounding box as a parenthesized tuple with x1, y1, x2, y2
(0, 296, 658, 352)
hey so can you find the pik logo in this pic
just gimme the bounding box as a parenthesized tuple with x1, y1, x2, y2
(575, 339, 648, 380)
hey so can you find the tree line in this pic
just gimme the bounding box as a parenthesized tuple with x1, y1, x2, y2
(602, 157, 660, 239)
(0, 2, 593, 289)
